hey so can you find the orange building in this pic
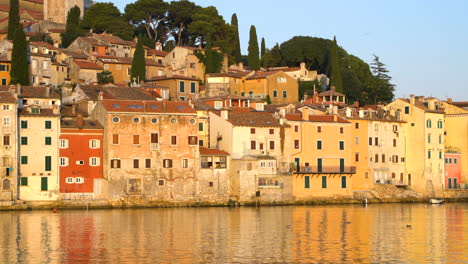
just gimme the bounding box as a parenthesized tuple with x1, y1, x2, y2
(445, 152, 461, 189)
(0, 58, 10, 85)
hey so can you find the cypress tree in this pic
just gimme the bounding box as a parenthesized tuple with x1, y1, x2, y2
(231, 13, 242, 63)
(261, 37, 265, 60)
(329, 36, 343, 93)
(247, 25, 260, 70)
(61, 5, 82, 48)
(7, 0, 20, 40)
(130, 37, 146, 84)
(10, 27, 29, 85)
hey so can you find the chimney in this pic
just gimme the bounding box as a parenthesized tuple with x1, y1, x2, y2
(53, 42, 59, 48)
(155, 42, 162, 51)
(98, 91, 104, 101)
(279, 118, 284, 125)
(301, 107, 309, 121)
(72, 104, 77, 115)
(279, 108, 286, 117)
(447, 98, 453, 104)
(331, 86, 336, 92)
(333, 115, 337, 122)
(410, 94, 415, 105)
(359, 110, 364, 118)
(16, 83, 21, 95)
(300, 62, 306, 70)
(77, 114, 84, 128)
(428, 100, 435, 110)
(221, 109, 229, 120)
(239, 62, 244, 71)
(345, 107, 352, 117)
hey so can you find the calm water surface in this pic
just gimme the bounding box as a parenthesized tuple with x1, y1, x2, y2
(0, 204, 467, 263)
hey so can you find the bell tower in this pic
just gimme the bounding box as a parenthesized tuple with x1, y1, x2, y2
(44, 0, 84, 24)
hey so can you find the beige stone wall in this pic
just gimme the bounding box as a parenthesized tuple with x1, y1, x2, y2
(44, 0, 84, 24)
(0, 100, 18, 201)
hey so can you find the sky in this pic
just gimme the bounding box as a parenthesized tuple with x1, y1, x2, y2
(100, 0, 468, 101)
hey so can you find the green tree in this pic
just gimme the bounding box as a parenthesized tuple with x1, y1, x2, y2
(7, 0, 20, 40)
(265, 95, 272, 104)
(164, 40, 175, 52)
(261, 37, 265, 60)
(10, 27, 29, 85)
(131, 37, 146, 84)
(97, 70, 114, 84)
(329, 36, 343, 93)
(230, 13, 242, 63)
(124, 0, 168, 42)
(195, 36, 222, 74)
(299, 80, 321, 100)
(168, 0, 198, 46)
(30, 33, 54, 45)
(61, 5, 82, 48)
(262, 43, 282, 68)
(82, 3, 133, 40)
(247, 25, 260, 70)
(369, 55, 395, 103)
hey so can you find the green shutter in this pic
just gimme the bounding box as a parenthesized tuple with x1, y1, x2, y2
(21, 120, 27, 129)
(340, 141, 344, 150)
(341, 176, 347, 188)
(179, 81, 185, 93)
(317, 158, 322, 172)
(439, 151, 442, 159)
(321, 176, 327, 188)
(198, 122, 203, 131)
(190, 82, 196, 93)
(21, 137, 27, 145)
(41, 177, 48, 191)
(304, 176, 310, 189)
(45, 156, 51, 171)
(21, 156, 28, 164)
(45, 137, 51, 145)
(317, 141, 322, 150)
(45, 120, 52, 129)
(428, 151, 431, 159)
(20, 177, 28, 186)
(340, 158, 345, 173)
(404, 106, 409, 114)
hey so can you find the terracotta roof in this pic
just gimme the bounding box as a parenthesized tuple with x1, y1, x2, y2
(199, 147, 229, 156)
(96, 33, 136, 47)
(102, 100, 196, 114)
(246, 71, 280, 80)
(96, 56, 132, 65)
(0, 6, 44, 20)
(61, 50, 88, 59)
(147, 49, 168, 57)
(197, 95, 250, 101)
(217, 110, 289, 127)
(61, 119, 103, 129)
(149, 75, 200, 81)
(73, 60, 103, 70)
(78, 36, 110, 47)
(24, 0, 43, 3)
(0, 86, 60, 99)
(30, 41, 57, 50)
(451, 101, 468, 107)
(60, 105, 88, 117)
(0, 91, 17, 103)
(398, 98, 445, 113)
(285, 114, 350, 123)
(145, 59, 164, 67)
(206, 72, 251, 78)
(280, 67, 301, 72)
(78, 86, 155, 101)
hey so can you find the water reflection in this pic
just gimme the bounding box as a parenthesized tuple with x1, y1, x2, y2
(0, 204, 467, 263)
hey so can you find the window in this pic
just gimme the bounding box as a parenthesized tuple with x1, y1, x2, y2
(269, 129, 274, 135)
(427, 134, 431, 144)
(20, 177, 28, 186)
(294, 125, 299, 132)
(90, 157, 100, 166)
(170, 118, 177, 124)
(59, 139, 69, 148)
(21, 120, 27, 129)
(59, 157, 69, 166)
(21, 156, 28, 164)
(31, 108, 40, 114)
(171, 135, 177, 145)
(294, 140, 300, 149)
(3, 116, 10, 126)
(404, 106, 410, 114)
(188, 136, 197, 145)
(375, 137, 379, 146)
(133, 159, 139, 168)
(112, 134, 119, 145)
(182, 159, 188, 168)
(355, 153, 359, 162)
(0, 134, 10, 147)
(304, 176, 310, 189)
(259, 143, 264, 150)
(0, 64, 9, 71)
(375, 154, 379, 163)
(437, 120, 443, 129)
(250, 128, 256, 134)
(199, 122, 204, 131)
(251, 141, 256, 150)
(282, 91, 287, 98)
(66, 177, 74, 184)
(273, 90, 278, 98)
(112, 117, 120, 123)
(439, 151, 442, 159)
(369, 137, 372, 146)
(21, 137, 27, 145)
(454, 158, 458, 164)
(151, 118, 158, 124)
(317, 126, 322, 133)
(127, 68, 131, 76)
(45, 137, 51, 145)
(428, 151, 431, 159)
(133, 135, 140, 145)
(76, 160, 84, 165)
(151, 133, 159, 144)
(190, 82, 196, 93)
(199, 140, 203, 146)
(277, 77, 286, 83)
(145, 159, 151, 168)
(89, 139, 100, 149)
(355, 137, 359, 145)
(393, 139, 397, 147)
(321, 176, 327, 188)
(317, 140, 322, 150)
(269, 141, 275, 150)
(1, 79, 5, 85)
(75, 177, 84, 184)
(41, 177, 48, 191)
(158, 179, 165, 186)
(45, 120, 52, 129)
(439, 134, 442, 144)
(111, 159, 121, 168)
(341, 176, 347, 188)
(339, 141, 344, 150)
(340, 127, 344, 134)
(42, 61, 48, 70)
(355, 123, 359, 129)
(426, 120, 432, 128)
(163, 159, 173, 168)
(382, 154, 385, 163)
(179, 81, 185, 93)
(133, 117, 140, 123)
(217, 156, 227, 168)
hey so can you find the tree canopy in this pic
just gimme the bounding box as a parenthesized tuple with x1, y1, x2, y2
(125, 0, 168, 42)
(329, 36, 343, 93)
(7, 0, 20, 40)
(97, 70, 114, 84)
(10, 27, 29, 85)
(130, 38, 147, 83)
(61, 5, 82, 48)
(82, 3, 133, 40)
(247, 25, 260, 70)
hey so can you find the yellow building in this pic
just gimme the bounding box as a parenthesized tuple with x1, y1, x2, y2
(385, 96, 445, 195)
(286, 108, 354, 199)
(0, 58, 10, 85)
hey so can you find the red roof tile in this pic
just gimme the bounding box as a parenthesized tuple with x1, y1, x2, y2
(216, 110, 289, 127)
(73, 60, 103, 70)
(149, 75, 200, 81)
(285, 114, 350, 123)
(199, 147, 229, 156)
(147, 49, 168, 57)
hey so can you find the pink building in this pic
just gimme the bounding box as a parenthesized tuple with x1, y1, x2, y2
(445, 152, 461, 189)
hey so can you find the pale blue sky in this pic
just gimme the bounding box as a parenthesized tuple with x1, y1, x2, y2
(99, 0, 468, 100)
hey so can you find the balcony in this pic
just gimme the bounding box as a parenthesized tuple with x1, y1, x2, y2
(295, 166, 356, 174)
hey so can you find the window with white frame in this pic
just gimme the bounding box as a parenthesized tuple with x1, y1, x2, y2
(214, 101, 222, 109)
(59, 157, 69, 166)
(260, 161, 266, 168)
(90, 157, 100, 166)
(66, 177, 74, 183)
(3, 105, 10, 111)
(89, 139, 100, 149)
(75, 177, 84, 184)
(59, 139, 69, 149)
(3, 116, 10, 126)
(277, 77, 286, 83)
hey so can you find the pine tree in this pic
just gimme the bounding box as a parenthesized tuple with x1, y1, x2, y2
(61, 5, 82, 48)
(130, 37, 146, 84)
(329, 36, 343, 93)
(7, 0, 20, 40)
(247, 25, 260, 70)
(10, 27, 29, 85)
(230, 13, 242, 63)
(195, 36, 222, 73)
(369, 54, 395, 103)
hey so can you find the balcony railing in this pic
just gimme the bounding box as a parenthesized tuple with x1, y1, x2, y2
(295, 166, 356, 174)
